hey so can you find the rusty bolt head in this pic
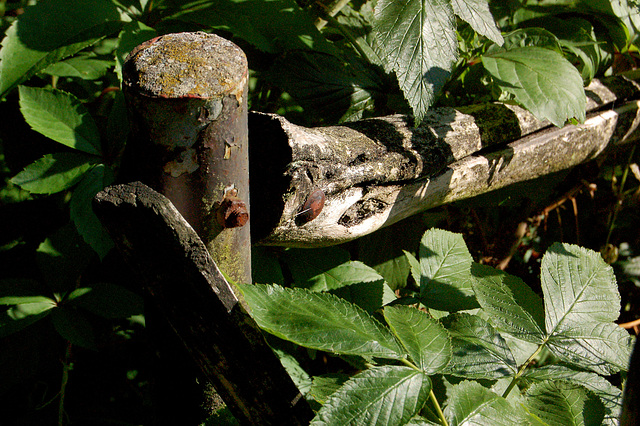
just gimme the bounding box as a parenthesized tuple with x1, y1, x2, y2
(217, 197, 249, 228)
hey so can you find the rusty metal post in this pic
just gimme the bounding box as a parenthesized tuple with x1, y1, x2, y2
(122, 31, 250, 284)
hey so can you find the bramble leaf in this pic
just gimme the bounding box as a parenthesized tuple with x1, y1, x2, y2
(10, 153, 98, 194)
(19, 86, 102, 155)
(524, 380, 604, 426)
(239, 284, 406, 359)
(311, 366, 431, 426)
(384, 305, 451, 373)
(472, 263, 545, 343)
(444, 380, 524, 425)
(451, 0, 503, 45)
(419, 229, 477, 311)
(372, 0, 458, 124)
(442, 312, 517, 379)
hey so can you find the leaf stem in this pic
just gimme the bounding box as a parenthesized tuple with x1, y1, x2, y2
(429, 389, 449, 426)
(502, 342, 545, 398)
(58, 341, 73, 426)
(605, 144, 636, 247)
(399, 358, 448, 426)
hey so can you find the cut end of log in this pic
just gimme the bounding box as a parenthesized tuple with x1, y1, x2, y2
(123, 32, 248, 100)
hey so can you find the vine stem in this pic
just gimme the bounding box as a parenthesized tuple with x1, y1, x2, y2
(400, 358, 449, 426)
(605, 144, 636, 247)
(502, 343, 545, 398)
(58, 341, 73, 426)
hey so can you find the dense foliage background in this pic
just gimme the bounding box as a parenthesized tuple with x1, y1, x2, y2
(0, 0, 639, 424)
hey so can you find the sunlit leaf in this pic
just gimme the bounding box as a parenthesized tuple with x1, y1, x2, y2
(10, 153, 98, 194)
(311, 366, 431, 425)
(239, 284, 406, 359)
(19, 86, 102, 155)
(451, 0, 503, 45)
(482, 47, 586, 127)
(373, 0, 458, 124)
(384, 306, 451, 373)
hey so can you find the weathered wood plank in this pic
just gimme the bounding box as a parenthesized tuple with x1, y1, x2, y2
(250, 76, 640, 247)
(93, 182, 313, 425)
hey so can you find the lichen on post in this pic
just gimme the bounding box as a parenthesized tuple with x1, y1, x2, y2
(122, 31, 250, 284)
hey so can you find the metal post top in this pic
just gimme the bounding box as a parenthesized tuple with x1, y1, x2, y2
(123, 32, 248, 99)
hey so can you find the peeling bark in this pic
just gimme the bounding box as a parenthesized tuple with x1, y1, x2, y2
(250, 76, 640, 247)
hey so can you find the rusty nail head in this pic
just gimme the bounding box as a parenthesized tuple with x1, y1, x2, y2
(296, 189, 325, 225)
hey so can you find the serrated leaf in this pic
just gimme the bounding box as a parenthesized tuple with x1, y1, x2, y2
(524, 380, 604, 426)
(0, 0, 122, 99)
(311, 366, 431, 426)
(384, 306, 451, 373)
(546, 322, 633, 375)
(270, 50, 384, 123)
(10, 152, 98, 194)
(541, 243, 633, 374)
(451, 0, 503, 45)
(523, 365, 623, 425)
(43, 55, 113, 79)
(543, 243, 621, 327)
(419, 229, 478, 312)
(19, 86, 102, 155)
(442, 312, 518, 379)
(70, 164, 114, 259)
(471, 263, 545, 343)
(482, 47, 586, 127)
(444, 380, 524, 425)
(238, 284, 406, 359)
(372, 0, 458, 124)
(51, 307, 95, 349)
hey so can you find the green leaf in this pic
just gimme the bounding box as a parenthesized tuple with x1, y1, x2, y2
(499, 28, 564, 53)
(36, 223, 94, 293)
(273, 348, 312, 395)
(441, 313, 518, 379)
(482, 47, 586, 127)
(43, 55, 113, 79)
(542, 243, 621, 326)
(523, 365, 623, 425)
(384, 306, 451, 373)
(329, 280, 394, 313)
(0, 308, 53, 337)
(309, 374, 350, 404)
(471, 263, 545, 343)
(0, 278, 53, 305)
(10, 153, 98, 194)
(419, 229, 477, 311)
(546, 322, 633, 375)
(311, 366, 431, 426)
(238, 284, 406, 359)
(524, 380, 604, 426)
(320, 261, 385, 292)
(542, 243, 633, 374)
(51, 307, 96, 349)
(174, 0, 333, 54)
(115, 20, 156, 83)
(270, 50, 384, 123)
(284, 246, 351, 290)
(71, 283, 143, 319)
(372, 0, 458, 124)
(0, 0, 122, 99)
(70, 164, 114, 259)
(19, 86, 102, 155)
(444, 380, 524, 425)
(451, 0, 503, 45)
